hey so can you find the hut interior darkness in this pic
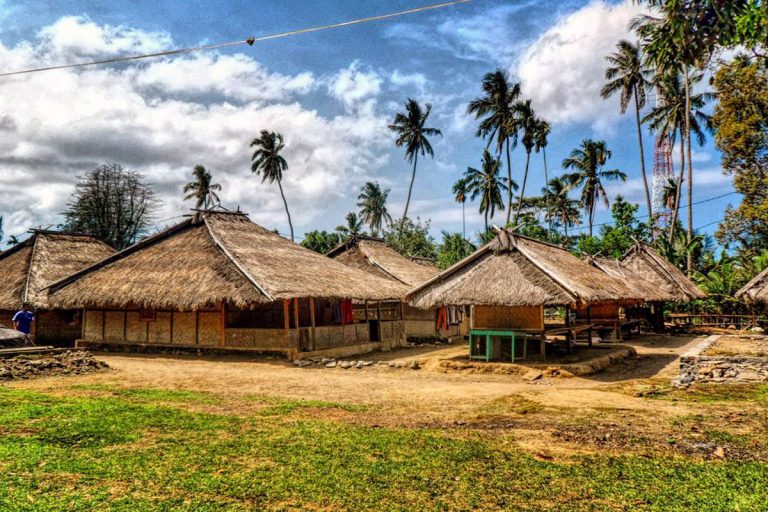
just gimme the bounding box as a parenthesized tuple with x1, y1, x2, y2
(0, 230, 115, 345)
(406, 229, 637, 360)
(326, 236, 461, 338)
(47, 211, 406, 358)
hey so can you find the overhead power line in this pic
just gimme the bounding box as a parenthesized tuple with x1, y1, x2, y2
(0, 0, 471, 78)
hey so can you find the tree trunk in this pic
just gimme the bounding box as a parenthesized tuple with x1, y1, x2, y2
(634, 88, 652, 230)
(504, 139, 513, 226)
(684, 70, 694, 276)
(543, 147, 550, 235)
(277, 178, 294, 242)
(462, 202, 466, 240)
(668, 127, 686, 243)
(484, 208, 489, 233)
(514, 150, 531, 227)
(400, 153, 418, 234)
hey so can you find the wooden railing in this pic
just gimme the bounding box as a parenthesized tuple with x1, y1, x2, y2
(666, 313, 768, 330)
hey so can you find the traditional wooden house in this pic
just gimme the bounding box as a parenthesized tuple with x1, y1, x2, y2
(0, 230, 115, 345)
(587, 243, 707, 332)
(406, 229, 636, 360)
(326, 236, 457, 338)
(47, 211, 406, 358)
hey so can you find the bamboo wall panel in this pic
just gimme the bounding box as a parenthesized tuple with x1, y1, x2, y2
(104, 311, 125, 341)
(224, 328, 289, 349)
(125, 312, 146, 342)
(198, 312, 220, 346)
(403, 305, 434, 321)
(84, 310, 103, 340)
(172, 312, 196, 344)
(148, 312, 172, 344)
(474, 305, 543, 330)
(404, 320, 436, 336)
(35, 310, 83, 345)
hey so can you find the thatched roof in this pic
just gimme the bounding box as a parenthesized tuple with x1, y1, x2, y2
(736, 266, 768, 303)
(406, 229, 637, 309)
(587, 256, 674, 302)
(619, 243, 706, 302)
(48, 211, 406, 310)
(0, 230, 115, 310)
(327, 236, 438, 287)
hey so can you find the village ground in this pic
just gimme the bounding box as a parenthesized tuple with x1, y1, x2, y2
(1, 334, 767, 511)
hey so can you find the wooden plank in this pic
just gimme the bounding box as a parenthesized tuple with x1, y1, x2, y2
(283, 300, 290, 334)
(101, 310, 106, 341)
(195, 310, 200, 345)
(123, 311, 127, 341)
(309, 298, 316, 351)
(293, 298, 300, 352)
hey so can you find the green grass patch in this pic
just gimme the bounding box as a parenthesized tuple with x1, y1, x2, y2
(0, 387, 766, 511)
(652, 383, 768, 403)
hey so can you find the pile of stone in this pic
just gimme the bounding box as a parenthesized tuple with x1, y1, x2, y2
(676, 335, 768, 386)
(0, 350, 110, 381)
(293, 357, 421, 370)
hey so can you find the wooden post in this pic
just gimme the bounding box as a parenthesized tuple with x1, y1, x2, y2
(309, 298, 316, 351)
(219, 302, 226, 348)
(101, 310, 106, 341)
(169, 311, 174, 344)
(123, 311, 128, 341)
(293, 298, 300, 352)
(364, 300, 369, 321)
(376, 301, 383, 342)
(587, 305, 593, 348)
(283, 299, 290, 333)
(194, 310, 199, 345)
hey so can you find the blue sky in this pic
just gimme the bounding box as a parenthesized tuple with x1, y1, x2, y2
(0, 0, 735, 244)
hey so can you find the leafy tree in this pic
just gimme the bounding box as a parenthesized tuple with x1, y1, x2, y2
(562, 139, 627, 236)
(574, 235, 603, 257)
(251, 130, 293, 241)
(436, 231, 475, 270)
(336, 212, 365, 238)
(301, 230, 342, 254)
(652, 228, 703, 271)
(466, 150, 510, 231)
(452, 176, 470, 240)
(62, 163, 158, 250)
(695, 253, 748, 313)
(467, 69, 521, 225)
(596, 196, 650, 258)
(357, 181, 392, 237)
(713, 58, 768, 258)
(477, 228, 497, 246)
(511, 99, 540, 225)
(383, 217, 436, 261)
(388, 99, 442, 232)
(601, 40, 653, 221)
(183, 164, 222, 210)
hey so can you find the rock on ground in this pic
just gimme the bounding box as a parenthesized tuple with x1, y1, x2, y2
(0, 350, 110, 381)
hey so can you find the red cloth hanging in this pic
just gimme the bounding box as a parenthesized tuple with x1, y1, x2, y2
(436, 307, 448, 331)
(341, 300, 354, 325)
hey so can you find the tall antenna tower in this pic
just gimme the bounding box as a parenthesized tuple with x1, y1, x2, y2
(651, 88, 674, 233)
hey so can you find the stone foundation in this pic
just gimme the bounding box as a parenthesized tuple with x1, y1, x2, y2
(677, 335, 768, 385)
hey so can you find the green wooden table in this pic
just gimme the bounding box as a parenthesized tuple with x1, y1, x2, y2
(468, 329, 517, 362)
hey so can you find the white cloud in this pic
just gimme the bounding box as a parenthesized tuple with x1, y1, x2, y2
(389, 70, 428, 93)
(0, 17, 389, 238)
(517, 1, 647, 130)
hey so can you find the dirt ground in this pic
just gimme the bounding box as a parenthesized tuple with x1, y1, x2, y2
(704, 335, 768, 357)
(12, 333, 768, 461)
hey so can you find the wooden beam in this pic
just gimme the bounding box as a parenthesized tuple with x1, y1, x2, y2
(195, 310, 199, 345)
(293, 298, 300, 352)
(219, 302, 226, 348)
(283, 299, 290, 334)
(309, 298, 316, 351)
(376, 301, 383, 341)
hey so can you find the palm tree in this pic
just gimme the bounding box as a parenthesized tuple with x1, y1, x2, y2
(600, 40, 653, 222)
(250, 130, 294, 241)
(6, 235, 20, 247)
(452, 176, 470, 240)
(183, 164, 222, 210)
(511, 100, 539, 226)
(544, 177, 581, 238)
(336, 212, 364, 238)
(357, 181, 392, 237)
(388, 99, 442, 233)
(466, 150, 511, 231)
(661, 177, 679, 211)
(562, 139, 627, 236)
(533, 119, 552, 233)
(643, 71, 711, 244)
(467, 69, 521, 225)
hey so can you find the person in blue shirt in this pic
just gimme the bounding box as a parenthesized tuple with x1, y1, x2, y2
(12, 303, 34, 335)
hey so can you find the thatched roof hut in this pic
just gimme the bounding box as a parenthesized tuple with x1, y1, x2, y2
(619, 243, 706, 302)
(406, 229, 636, 309)
(0, 230, 115, 310)
(736, 267, 768, 303)
(327, 236, 438, 288)
(48, 211, 405, 310)
(587, 255, 673, 302)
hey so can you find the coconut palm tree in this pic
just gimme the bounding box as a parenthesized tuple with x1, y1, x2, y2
(183, 164, 222, 210)
(388, 99, 442, 233)
(357, 181, 392, 237)
(511, 99, 539, 226)
(336, 212, 365, 238)
(600, 39, 653, 221)
(534, 119, 552, 233)
(452, 176, 470, 240)
(467, 69, 521, 225)
(562, 139, 627, 236)
(661, 177, 679, 211)
(466, 150, 511, 231)
(544, 177, 581, 238)
(250, 130, 294, 241)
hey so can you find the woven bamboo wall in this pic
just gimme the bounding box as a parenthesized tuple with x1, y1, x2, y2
(198, 312, 220, 346)
(147, 312, 172, 344)
(474, 305, 544, 330)
(84, 310, 103, 340)
(172, 312, 196, 344)
(224, 328, 289, 349)
(125, 312, 145, 342)
(104, 311, 125, 341)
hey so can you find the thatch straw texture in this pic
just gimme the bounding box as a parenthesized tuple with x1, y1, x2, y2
(736, 267, 768, 303)
(407, 229, 635, 309)
(0, 231, 114, 310)
(587, 256, 670, 302)
(328, 237, 438, 287)
(620, 244, 706, 302)
(48, 212, 406, 310)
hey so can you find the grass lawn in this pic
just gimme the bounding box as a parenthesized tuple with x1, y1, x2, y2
(0, 385, 765, 511)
